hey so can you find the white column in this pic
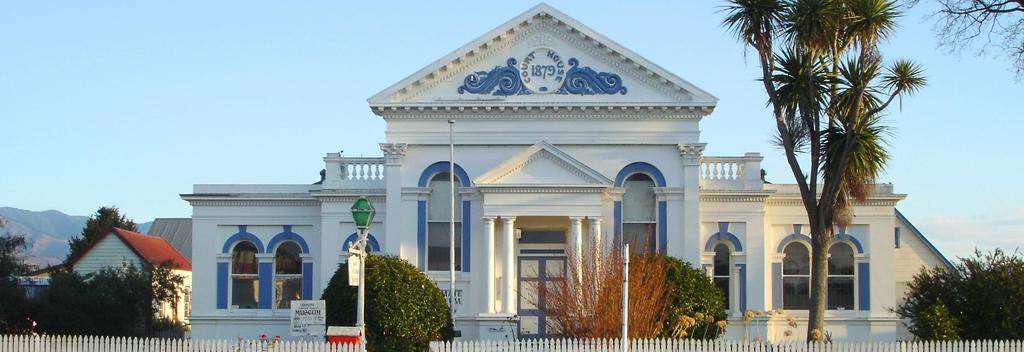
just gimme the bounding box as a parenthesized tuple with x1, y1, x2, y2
(589, 217, 603, 272)
(731, 265, 742, 316)
(482, 217, 496, 314)
(501, 217, 517, 315)
(570, 217, 583, 284)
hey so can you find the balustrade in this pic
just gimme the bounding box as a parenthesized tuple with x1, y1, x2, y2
(339, 157, 385, 181)
(700, 153, 764, 191)
(322, 154, 385, 189)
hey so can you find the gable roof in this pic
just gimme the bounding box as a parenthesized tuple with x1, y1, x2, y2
(474, 140, 613, 186)
(69, 227, 192, 271)
(896, 209, 954, 269)
(146, 218, 192, 260)
(368, 3, 717, 109)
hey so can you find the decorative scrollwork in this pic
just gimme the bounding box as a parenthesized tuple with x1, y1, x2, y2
(457, 58, 531, 96)
(457, 56, 627, 96)
(558, 58, 627, 95)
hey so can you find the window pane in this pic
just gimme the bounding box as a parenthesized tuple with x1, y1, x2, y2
(231, 276, 258, 309)
(545, 259, 565, 279)
(427, 222, 462, 271)
(622, 178, 656, 222)
(713, 244, 730, 276)
(428, 173, 462, 221)
(622, 223, 656, 254)
(519, 280, 538, 310)
(827, 277, 855, 310)
(231, 242, 258, 275)
(275, 277, 303, 309)
(275, 242, 302, 275)
(782, 277, 810, 310)
(828, 243, 855, 275)
(714, 277, 730, 308)
(783, 243, 809, 275)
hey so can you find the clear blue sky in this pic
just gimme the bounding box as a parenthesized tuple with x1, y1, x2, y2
(1, 1, 1020, 260)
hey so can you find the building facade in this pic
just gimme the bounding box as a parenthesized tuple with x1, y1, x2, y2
(183, 4, 950, 341)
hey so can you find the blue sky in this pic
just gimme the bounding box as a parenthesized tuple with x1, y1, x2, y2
(1, 1, 1020, 260)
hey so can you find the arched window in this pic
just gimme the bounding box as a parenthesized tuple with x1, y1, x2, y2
(622, 173, 656, 254)
(782, 242, 811, 310)
(230, 242, 259, 309)
(827, 243, 855, 310)
(712, 243, 731, 308)
(427, 172, 462, 271)
(274, 242, 303, 309)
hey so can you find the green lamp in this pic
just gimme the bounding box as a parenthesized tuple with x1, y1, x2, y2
(350, 196, 375, 231)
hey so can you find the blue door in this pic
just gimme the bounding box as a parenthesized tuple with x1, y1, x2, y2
(517, 256, 566, 339)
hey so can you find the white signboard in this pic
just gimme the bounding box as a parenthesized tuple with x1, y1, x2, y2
(348, 255, 361, 286)
(290, 300, 326, 337)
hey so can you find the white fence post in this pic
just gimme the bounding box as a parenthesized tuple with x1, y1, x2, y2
(3, 336, 1024, 352)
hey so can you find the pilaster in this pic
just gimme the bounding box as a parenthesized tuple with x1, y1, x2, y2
(678, 143, 705, 264)
(380, 143, 408, 256)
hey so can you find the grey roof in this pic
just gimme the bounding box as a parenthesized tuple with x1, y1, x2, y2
(146, 218, 192, 260)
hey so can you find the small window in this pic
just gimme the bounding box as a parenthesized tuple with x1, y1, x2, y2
(230, 242, 259, 309)
(895, 227, 902, 248)
(713, 244, 731, 308)
(782, 242, 810, 310)
(622, 173, 656, 254)
(827, 243, 855, 310)
(427, 172, 463, 271)
(274, 242, 303, 309)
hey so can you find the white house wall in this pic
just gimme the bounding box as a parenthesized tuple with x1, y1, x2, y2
(73, 234, 145, 276)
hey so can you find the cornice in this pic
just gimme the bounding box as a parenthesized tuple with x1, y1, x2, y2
(316, 195, 386, 203)
(373, 105, 711, 119)
(765, 198, 903, 207)
(700, 195, 772, 203)
(310, 189, 386, 197)
(184, 199, 320, 207)
(476, 185, 607, 193)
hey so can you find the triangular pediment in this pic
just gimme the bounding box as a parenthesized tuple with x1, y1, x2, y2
(368, 3, 717, 109)
(474, 141, 613, 186)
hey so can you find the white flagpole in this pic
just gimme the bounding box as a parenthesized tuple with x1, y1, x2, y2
(448, 119, 457, 321)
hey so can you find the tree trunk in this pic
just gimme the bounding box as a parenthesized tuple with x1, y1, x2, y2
(806, 221, 833, 341)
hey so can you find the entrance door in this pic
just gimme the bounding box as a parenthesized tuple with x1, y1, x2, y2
(517, 256, 566, 339)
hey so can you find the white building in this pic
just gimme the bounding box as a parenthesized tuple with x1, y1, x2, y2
(183, 4, 951, 342)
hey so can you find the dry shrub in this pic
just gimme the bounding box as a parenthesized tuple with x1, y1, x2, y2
(538, 239, 671, 338)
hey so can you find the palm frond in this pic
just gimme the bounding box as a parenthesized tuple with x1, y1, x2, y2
(721, 0, 786, 46)
(769, 48, 832, 152)
(846, 0, 901, 51)
(784, 0, 843, 52)
(882, 59, 927, 96)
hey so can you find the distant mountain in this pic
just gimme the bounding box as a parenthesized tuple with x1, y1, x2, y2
(0, 207, 152, 268)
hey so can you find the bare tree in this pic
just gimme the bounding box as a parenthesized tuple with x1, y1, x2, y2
(915, 0, 1024, 79)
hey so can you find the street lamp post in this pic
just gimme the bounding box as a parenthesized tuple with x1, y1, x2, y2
(350, 196, 376, 345)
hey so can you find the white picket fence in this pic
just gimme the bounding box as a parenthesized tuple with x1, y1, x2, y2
(430, 339, 1024, 352)
(0, 335, 364, 352)
(4, 336, 1024, 352)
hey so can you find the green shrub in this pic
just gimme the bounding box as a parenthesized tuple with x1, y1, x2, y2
(36, 265, 153, 336)
(897, 249, 1024, 340)
(917, 302, 959, 341)
(322, 255, 453, 351)
(661, 257, 728, 339)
